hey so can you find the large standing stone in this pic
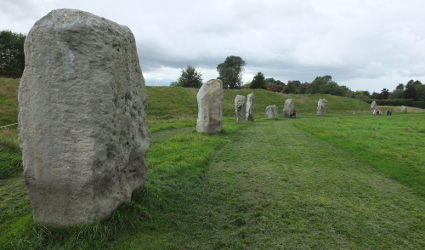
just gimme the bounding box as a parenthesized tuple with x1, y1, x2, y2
(317, 99, 327, 116)
(196, 79, 223, 133)
(246, 93, 255, 121)
(283, 99, 294, 118)
(18, 9, 150, 227)
(235, 95, 246, 123)
(266, 105, 278, 119)
(401, 106, 407, 114)
(371, 101, 378, 112)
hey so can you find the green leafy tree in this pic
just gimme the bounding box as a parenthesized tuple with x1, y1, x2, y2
(283, 80, 300, 94)
(0, 30, 26, 78)
(371, 92, 380, 99)
(217, 56, 246, 89)
(416, 84, 425, 101)
(379, 88, 390, 99)
(173, 65, 203, 88)
(396, 83, 404, 90)
(250, 72, 266, 89)
(321, 81, 344, 96)
(265, 77, 284, 86)
(352, 91, 370, 100)
(403, 81, 418, 100)
(306, 75, 333, 94)
(298, 82, 309, 94)
(389, 89, 403, 99)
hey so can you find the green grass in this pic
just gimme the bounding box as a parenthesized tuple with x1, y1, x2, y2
(292, 112, 425, 196)
(2, 80, 425, 249)
(0, 128, 22, 179)
(0, 77, 19, 126)
(109, 118, 425, 249)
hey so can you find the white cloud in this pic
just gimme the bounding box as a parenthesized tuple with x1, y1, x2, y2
(1, 0, 425, 92)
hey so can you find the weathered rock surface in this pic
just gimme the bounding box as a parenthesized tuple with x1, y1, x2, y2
(266, 105, 278, 119)
(235, 95, 246, 123)
(317, 99, 327, 116)
(371, 101, 378, 111)
(18, 9, 150, 227)
(401, 106, 407, 114)
(196, 79, 223, 132)
(246, 93, 255, 121)
(283, 99, 294, 118)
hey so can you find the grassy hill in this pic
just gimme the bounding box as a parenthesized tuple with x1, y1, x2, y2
(1, 78, 371, 126)
(147, 86, 371, 119)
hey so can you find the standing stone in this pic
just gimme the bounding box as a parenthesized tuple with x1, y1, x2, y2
(401, 106, 407, 114)
(371, 101, 378, 112)
(18, 9, 150, 227)
(266, 105, 278, 119)
(196, 79, 223, 133)
(317, 99, 327, 116)
(235, 95, 246, 123)
(283, 99, 294, 118)
(246, 93, 255, 121)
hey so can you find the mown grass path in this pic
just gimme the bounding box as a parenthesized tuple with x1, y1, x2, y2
(117, 118, 425, 249)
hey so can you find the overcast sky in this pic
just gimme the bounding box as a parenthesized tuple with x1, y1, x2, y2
(2, 0, 425, 93)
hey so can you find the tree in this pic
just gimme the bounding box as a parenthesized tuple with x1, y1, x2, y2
(283, 80, 300, 94)
(396, 83, 404, 90)
(306, 75, 333, 94)
(416, 84, 425, 101)
(371, 92, 380, 99)
(298, 82, 309, 94)
(250, 72, 266, 89)
(388, 89, 403, 99)
(173, 65, 203, 88)
(0, 30, 26, 78)
(379, 88, 390, 99)
(265, 77, 284, 86)
(217, 56, 246, 89)
(352, 91, 370, 100)
(403, 81, 417, 100)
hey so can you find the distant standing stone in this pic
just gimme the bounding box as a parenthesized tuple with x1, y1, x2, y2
(246, 93, 255, 121)
(235, 95, 246, 123)
(401, 106, 407, 114)
(266, 105, 278, 119)
(317, 99, 327, 116)
(18, 9, 150, 227)
(371, 101, 378, 112)
(196, 79, 223, 133)
(283, 99, 294, 118)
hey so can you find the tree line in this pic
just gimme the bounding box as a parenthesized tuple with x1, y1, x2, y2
(171, 56, 425, 105)
(1, 29, 424, 104)
(0, 30, 25, 78)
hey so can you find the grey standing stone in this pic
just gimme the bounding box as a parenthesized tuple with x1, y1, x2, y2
(371, 101, 378, 112)
(401, 106, 407, 114)
(196, 79, 223, 133)
(235, 95, 246, 123)
(317, 99, 327, 116)
(266, 105, 278, 119)
(18, 9, 150, 227)
(283, 99, 294, 118)
(246, 93, 255, 121)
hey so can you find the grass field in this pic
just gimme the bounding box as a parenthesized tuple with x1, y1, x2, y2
(1, 78, 425, 249)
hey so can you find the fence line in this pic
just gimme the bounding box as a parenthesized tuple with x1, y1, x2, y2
(0, 123, 18, 129)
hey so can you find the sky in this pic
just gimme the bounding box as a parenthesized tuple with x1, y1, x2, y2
(2, 0, 425, 93)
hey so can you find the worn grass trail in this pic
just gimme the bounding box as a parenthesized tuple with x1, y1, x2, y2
(116, 119, 425, 249)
